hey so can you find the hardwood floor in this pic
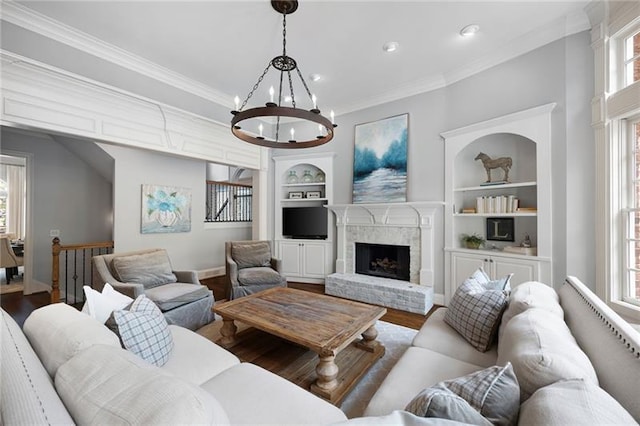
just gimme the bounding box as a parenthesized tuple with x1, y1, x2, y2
(1, 291, 50, 327)
(0, 280, 438, 331)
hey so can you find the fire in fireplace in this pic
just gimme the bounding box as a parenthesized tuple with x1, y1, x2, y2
(355, 242, 410, 281)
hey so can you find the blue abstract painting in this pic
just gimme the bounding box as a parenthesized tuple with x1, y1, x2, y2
(353, 114, 408, 203)
(141, 184, 192, 233)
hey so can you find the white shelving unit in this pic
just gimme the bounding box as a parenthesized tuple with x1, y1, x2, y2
(273, 153, 335, 284)
(442, 104, 556, 304)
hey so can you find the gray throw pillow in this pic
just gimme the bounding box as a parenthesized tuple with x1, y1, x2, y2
(444, 276, 509, 352)
(231, 241, 272, 269)
(112, 251, 177, 289)
(107, 295, 173, 366)
(406, 363, 520, 426)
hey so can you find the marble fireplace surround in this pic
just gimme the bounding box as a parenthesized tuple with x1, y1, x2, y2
(326, 202, 443, 286)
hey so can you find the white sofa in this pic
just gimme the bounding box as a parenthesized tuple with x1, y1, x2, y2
(2, 276, 639, 425)
(0, 303, 348, 425)
(363, 276, 640, 424)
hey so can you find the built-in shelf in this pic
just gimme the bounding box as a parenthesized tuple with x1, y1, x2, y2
(442, 103, 555, 305)
(454, 181, 537, 192)
(281, 198, 329, 202)
(454, 212, 537, 217)
(273, 153, 335, 284)
(282, 182, 326, 188)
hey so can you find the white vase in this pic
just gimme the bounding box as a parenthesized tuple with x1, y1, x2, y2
(156, 210, 178, 227)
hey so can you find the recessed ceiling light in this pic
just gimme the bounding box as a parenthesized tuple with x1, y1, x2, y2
(460, 24, 480, 37)
(382, 41, 399, 53)
(309, 73, 322, 82)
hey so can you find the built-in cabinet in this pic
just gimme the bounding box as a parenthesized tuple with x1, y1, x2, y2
(273, 153, 335, 284)
(442, 104, 555, 304)
(450, 251, 539, 291)
(279, 240, 329, 279)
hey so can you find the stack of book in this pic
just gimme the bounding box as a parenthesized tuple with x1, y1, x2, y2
(475, 195, 519, 214)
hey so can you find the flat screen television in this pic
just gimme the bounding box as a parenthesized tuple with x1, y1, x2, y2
(282, 206, 328, 239)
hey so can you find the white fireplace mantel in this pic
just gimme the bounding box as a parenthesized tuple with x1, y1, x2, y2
(326, 202, 444, 286)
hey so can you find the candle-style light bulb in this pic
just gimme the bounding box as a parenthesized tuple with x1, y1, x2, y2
(330, 110, 335, 124)
(290, 128, 295, 139)
(259, 123, 264, 137)
(234, 96, 240, 111)
(269, 86, 275, 103)
(312, 94, 317, 109)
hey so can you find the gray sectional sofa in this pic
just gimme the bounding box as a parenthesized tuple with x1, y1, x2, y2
(1, 276, 639, 425)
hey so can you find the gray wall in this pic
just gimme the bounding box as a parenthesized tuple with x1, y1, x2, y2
(273, 32, 596, 293)
(96, 143, 251, 271)
(0, 128, 113, 285)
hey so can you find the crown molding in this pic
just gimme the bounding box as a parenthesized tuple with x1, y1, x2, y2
(2, 2, 591, 118)
(0, 2, 233, 107)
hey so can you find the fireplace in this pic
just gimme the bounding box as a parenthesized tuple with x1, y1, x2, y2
(355, 243, 410, 281)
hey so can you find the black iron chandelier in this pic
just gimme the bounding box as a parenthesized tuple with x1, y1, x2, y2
(231, 0, 337, 149)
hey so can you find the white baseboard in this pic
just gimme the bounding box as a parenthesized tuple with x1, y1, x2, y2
(24, 279, 50, 295)
(434, 293, 445, 306)
(198, 266, 225, 280)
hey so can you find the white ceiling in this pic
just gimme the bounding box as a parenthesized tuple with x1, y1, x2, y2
(9, 1, 592, 115)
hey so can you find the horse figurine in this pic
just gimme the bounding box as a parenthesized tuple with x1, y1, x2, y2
(474, 152, 512, 183)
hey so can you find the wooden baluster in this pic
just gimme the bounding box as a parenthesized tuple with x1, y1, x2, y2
(51, 237, 61, 303)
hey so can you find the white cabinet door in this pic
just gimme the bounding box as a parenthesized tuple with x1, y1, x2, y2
(451, 252, 486, 291)
(451, 251, 539, 292)
(301, 242, 327, 278)
(492, 256, 538, 286)
(279, 241, 303, 277)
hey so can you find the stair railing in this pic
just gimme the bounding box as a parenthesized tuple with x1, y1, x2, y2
(51, 237, 114, 305)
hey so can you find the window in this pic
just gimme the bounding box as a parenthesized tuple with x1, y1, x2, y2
(0, 179, 6, 234)
(205, 181, 252, 222)
(596, 12, 640, 321)
(624, 117, 640, 307)
(623, 29, 640, 87)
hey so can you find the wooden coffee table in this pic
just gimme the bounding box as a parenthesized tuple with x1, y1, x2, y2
(213, 287, 386, 403)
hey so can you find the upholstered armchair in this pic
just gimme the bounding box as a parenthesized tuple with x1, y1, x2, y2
(92, 248, 214, 330)
(225, 241, 287, 300)
(0, 237, 23, 284)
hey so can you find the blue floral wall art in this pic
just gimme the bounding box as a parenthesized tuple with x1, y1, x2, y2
(141, 184, 192, 233)
(353, 114, 408, 203)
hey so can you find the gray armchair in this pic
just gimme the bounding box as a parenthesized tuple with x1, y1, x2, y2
(92, 248, 214, 330)
(225, 241, 287, 300)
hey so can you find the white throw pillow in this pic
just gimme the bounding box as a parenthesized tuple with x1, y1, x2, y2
(82, 283, 133, 324)
(471, 267, 513, 291)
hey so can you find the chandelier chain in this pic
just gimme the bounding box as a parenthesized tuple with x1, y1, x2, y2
(282, 13, 287, 58)
(239, 61, 272, 111)
(295, 67, 314, 102)
(288, 70, 296, 108)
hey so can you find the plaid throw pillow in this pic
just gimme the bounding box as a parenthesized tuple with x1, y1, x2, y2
(444, 275, 509, 352)
(110, 295, 173, 366)
(406, 363, 520, 426)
